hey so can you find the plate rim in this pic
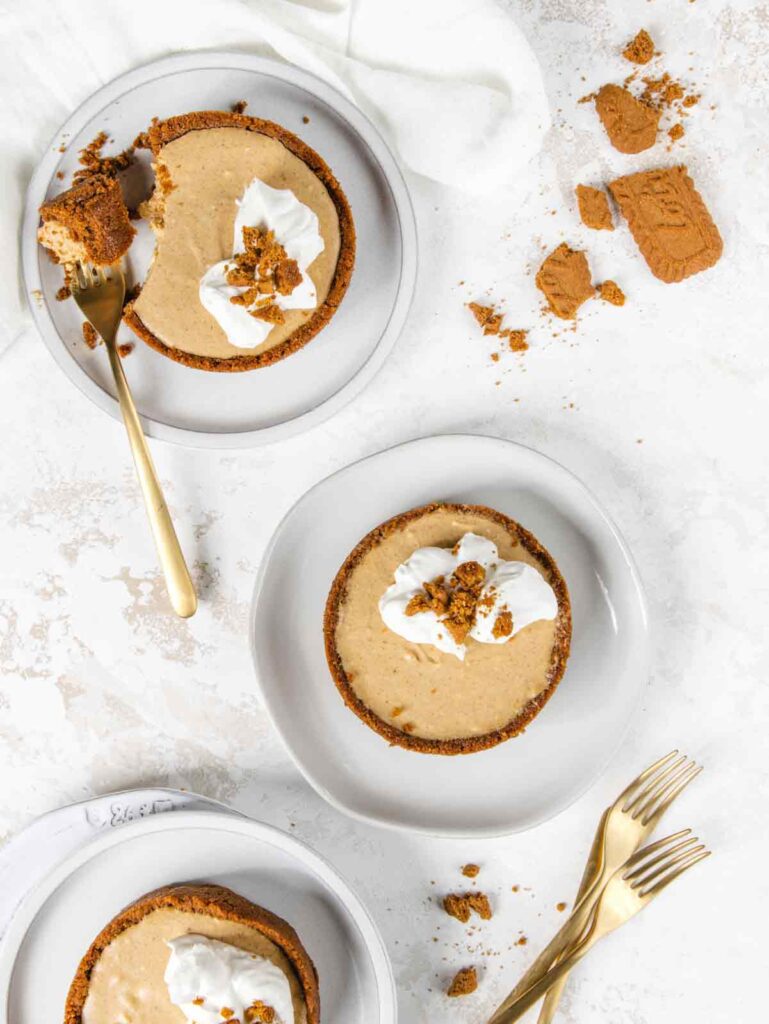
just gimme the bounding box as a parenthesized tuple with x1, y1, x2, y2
(21, 49, 418, 449)
(250, 431, 650, 838)
(0, 808, 397, 1023)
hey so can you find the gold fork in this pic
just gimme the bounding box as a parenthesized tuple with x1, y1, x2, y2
(71, 262, 197, 618)
(490, 830, 711, 1023)
(489, 750, 702, 1022)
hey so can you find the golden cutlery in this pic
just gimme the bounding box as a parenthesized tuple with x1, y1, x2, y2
(489, 750, 702, 1022)
(71, 262, 197, 618)
(489, 830, 710, 1023)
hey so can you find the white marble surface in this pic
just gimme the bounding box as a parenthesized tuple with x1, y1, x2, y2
(1, 0, 768, 1021)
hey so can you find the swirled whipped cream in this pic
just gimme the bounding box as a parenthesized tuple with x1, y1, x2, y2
(379, 532, 558, 660)
(199, 178, 324, 349)
(164, 934, 294, 1024)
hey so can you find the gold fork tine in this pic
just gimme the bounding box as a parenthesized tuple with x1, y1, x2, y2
(632, 759, 698, 822)
(622, 828, 692, 871)
(627, 840, 704, 887)
(642, 764, 702, 827)
(618, 750, 679, 805)
(644, 850, 711, 896)
(624, 754, 688, 814)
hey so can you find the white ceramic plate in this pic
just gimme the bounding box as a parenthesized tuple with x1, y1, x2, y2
(21, 51, 417, 448)
(251, 434, 649, 837)
(0, 809, 395, 1023)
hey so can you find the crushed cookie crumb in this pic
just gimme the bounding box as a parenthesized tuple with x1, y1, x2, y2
(302, 115, 310, 124)
(668, 122, 685, 142)
(556, 901, 568, 912)
(468, 302, 503, 335)
(444, 892, 492, 922)
(517, 936, 528, 946)
(231, 99, 248, 114)
(492, 610, 513, 639)
(55, 284, 71, 301)
(73, 130, 134, 184)
(447, 966, 478, 998)
(575, 184, 614, 231)
(461, 863, 481, 878)
(598, 280, 626, 306)
(118, 342, 135, 358)
(622, 29, 655, 65)
(82, 321, 99, 349)
(504, 329, 529, 352)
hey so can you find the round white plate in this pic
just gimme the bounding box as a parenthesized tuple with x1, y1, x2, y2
(0, 810, 395, 1023)
(251, 434, 649, 837)
(21, 51, 417, 448)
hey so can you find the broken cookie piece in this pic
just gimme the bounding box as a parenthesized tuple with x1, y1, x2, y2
(575, 184, 614, 231)
(536, 243, 594, 319)
(594, 84, 660, 154)
(623, 29, 655, 65)
(443, 891, 493, 922)
(447, 966, 478, 998)
(598, 280, 626, 306)
(608, 165, 723, 282)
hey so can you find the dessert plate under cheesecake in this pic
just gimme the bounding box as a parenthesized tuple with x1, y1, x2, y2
(0, 808, 395, 1023)
(251, 434, 649, 836)
(22, 51, 416, 447)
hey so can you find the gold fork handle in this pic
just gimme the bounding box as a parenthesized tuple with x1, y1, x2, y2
(489, 933, 595, 1024)
(105, 338, 197, 618)
(535, 810, 609, 1023)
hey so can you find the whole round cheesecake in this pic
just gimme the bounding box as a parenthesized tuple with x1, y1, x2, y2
(64, 883, 319, 1024)
(324, 502, 572, 754)
(124, 111, 356, 371)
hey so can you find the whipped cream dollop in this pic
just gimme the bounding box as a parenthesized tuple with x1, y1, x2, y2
(165, 934, 294, 1024)
(379, 532, 558, 660)
(199, 178, 324, 349)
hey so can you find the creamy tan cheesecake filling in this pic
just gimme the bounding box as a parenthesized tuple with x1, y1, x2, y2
(133, 127, 341, 360)
(37, 221, 88, 264)
(81, 907, 308, 1024)
(334, 507, 562, 741)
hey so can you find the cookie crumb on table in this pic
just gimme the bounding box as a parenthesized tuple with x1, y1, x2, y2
(594, 83, 660, 154)
(535, 244, 594, 319)
(231, 99, 248, 114)
(461, 863, 480, 878)
(598, 280, 626, 306)
(623, 29, 655, 65)
(447, 966, 478, 998)
(575, 184, 614, 230)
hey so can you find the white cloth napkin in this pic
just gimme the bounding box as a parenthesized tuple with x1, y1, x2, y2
(0, 0, 550, 339)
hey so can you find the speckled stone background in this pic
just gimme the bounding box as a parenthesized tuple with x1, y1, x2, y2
(1, 0, 768, 1020)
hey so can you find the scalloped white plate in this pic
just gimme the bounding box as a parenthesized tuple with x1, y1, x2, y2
(21, 51, 417, 448)
(251, 434, 650, 837)
(0, 809, 395, 1023)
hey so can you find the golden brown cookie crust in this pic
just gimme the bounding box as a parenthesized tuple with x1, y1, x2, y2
(63, 882, 320, 1024)
(123, 111, 356, 372)
(323, 502, 572, 755)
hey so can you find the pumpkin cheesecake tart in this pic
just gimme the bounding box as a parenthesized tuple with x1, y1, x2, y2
(64, 883, 319, 1024)
(124, 111, 356, 371)
(324, 502, 571, 755)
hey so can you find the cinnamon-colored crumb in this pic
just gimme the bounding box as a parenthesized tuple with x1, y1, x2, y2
(622, 29, 655, 65)
(467, 892, 493, 919)
(302, 115, 310, 124)
(56, 284, 71, 301)
(468, 302, 504, 335)
(443, 894, 471, 923)
(73, 130, 134, 184)
(598, 280, 626, 306)
(82, 322, 99, 349)
(225, 227, 302, 323)
(118, 342, 135, 358)
(556, 901, 567, 912)
(492, 610, 513, 638)
(575, 184, 614, 231)
(502, 328, 529, 352)
(447, 966, 478, 998)
(594, 84, 660, 154)
(231, 99, 248, 114)
(406, 562, 486, 645)
(641, 73, 685, 109)
(517, 936, 528, 946)
(461, 863, 480, 878)
(246, 1002, 276, 1023)
(668, 123, 685, 142)
(536, 243, 594, 319)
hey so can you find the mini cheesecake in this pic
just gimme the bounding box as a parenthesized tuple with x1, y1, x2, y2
(324, 502, 571, 755)
(64, 883, 319, 1024)
(38, 174, 135, 267)
(124, 111, 356, 371)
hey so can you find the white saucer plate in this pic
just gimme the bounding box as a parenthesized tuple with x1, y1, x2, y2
(251, 434, 649, 837)
(21, 51, 417, 448)
(0, 809, 395, 1023)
